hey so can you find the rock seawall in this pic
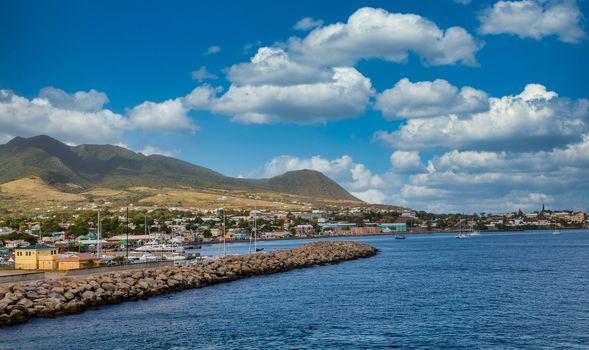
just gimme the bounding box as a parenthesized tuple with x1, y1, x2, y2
(0, 241, 377, 327)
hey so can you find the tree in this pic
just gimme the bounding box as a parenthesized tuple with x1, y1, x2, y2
(41, 219, 61, 234)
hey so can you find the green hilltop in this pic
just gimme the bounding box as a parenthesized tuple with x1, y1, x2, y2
(0, 135, 361, 202)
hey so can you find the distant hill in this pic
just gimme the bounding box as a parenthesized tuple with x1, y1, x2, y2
(0, 135, 361, 203)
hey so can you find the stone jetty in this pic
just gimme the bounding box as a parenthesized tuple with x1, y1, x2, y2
(0, 241, 377, 327)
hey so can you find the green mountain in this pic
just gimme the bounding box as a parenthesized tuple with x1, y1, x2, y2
(0, 135, 361, 202)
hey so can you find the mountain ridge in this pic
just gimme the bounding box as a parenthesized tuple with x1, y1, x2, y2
(0, 135, 362, 203)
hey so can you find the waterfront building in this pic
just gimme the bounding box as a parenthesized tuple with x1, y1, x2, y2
(54, 253, 101, 270)
(14, 245, 58, 270)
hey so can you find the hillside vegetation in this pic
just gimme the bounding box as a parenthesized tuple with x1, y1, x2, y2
(0, 135, 362, 210)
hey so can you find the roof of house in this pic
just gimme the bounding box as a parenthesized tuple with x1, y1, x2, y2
(16, 244, 54, 250)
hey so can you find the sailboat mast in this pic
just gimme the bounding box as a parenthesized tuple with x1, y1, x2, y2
(97, 211, 101, 258)
(254, 197, 257, 251)
(222, 209, 226, 256)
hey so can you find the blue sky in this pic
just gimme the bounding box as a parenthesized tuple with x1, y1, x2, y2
(1, 0, 588, 213)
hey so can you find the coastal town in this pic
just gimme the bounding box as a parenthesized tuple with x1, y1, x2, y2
(1, 203, 587, 271)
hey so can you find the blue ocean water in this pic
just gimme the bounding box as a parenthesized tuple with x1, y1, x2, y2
(1, 230, 588, 349)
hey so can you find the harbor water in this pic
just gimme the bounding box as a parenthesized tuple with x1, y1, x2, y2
(1, 230, 588, 349)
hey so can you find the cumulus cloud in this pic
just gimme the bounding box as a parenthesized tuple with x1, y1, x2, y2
(375, 84, 589, 151)
(288, 7, 481, 66)
(375, 78, 489, 119)
(191, 66, 218, 82)
(293, 17, 324, 31)
(263, 155, 355, 178)
(205, 46, 221, 55)
(262, 154, 401, 204)
(138, 145, 179, 157)
(398, 135, 589, 212)
(390, 151, 426, 174)
(226, 47, 331, 86)
(38, 87, 109, 112)
(0, 89, 129, 145)
(0, 87, 200, 145)
(350, 189, 388, 204)
(187, 67, 374, 124)
(478, 0, 586, 43)
(128, 98, 198, 134)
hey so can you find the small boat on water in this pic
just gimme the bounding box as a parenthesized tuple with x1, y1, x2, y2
(552, 229, 561, 235)
(469, 231, 481, 237)
(456, 220, 466, 239)
(394, 233, 406, 240)
(255, 248, 265, 252)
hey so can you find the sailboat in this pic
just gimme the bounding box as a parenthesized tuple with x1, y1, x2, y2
(552, 224, 561, 235)
(455, 218, 466, 239)
(253, 198, 264, 252)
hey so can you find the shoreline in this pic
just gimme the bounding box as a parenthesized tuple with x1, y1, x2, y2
(199, 227, 587, 246)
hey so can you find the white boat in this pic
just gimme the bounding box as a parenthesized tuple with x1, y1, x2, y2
(456, 218, 467, 239)
(469, 231, 481, 237)
(135, 240, 185, 253)
(138, 253, 159, 262)
(163, 253, 187, 261)
(135, 214, 185, 253)
(552, 229, 561, 235)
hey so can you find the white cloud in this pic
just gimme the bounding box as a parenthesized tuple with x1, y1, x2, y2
(350, 189, 388, 204)
(0, 89, 129, 145)
(262, 154, 401, 204)
(390, 151, 426, 174)
(38, 87, 109, 112)
(188, 7, 483, 126)
(399, 135, 589, 212)
(263, 155, 354, 178)
(0, 87, 201, 145)
(138, 145, 179, 157)
(226, 47, 331, 86)
(479, 0, 586, 43)
(288, 7, 481, 66)
(187, 67, 374, 124)
(191, 66, 218, 82)
(375, 84, 589, 151)
(375, 78, 489, 119)
(454, 0, 472, 4)
(205, 46, 221, 55)
(258, 133, 589, 211)
(129, 98, 198, 134)
(293, 17, 324, 31)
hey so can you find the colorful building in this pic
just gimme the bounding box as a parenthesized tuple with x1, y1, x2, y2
(15, 245, 100, 270)
(14, 245, 58, 270)
(55, 253, 101, 270)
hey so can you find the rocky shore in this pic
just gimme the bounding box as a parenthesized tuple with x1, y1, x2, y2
(0, 241, 377, 327)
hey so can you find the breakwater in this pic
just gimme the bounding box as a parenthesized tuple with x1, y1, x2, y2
(0, 241, 377, 327)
